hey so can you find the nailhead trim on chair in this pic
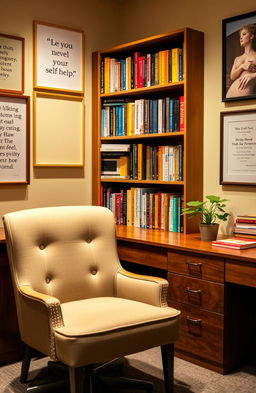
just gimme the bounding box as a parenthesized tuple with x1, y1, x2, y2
(161, 284, 169, 307)
(48, 301, 64, 360)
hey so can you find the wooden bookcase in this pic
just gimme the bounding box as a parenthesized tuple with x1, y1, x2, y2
(92, 28, 204, 234)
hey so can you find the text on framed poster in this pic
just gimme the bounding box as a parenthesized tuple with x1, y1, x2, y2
(0, 33, 24, 94)
(220, 110, 256, 185)
(34, 21, 84, 94)
(0, 94, 30, 183)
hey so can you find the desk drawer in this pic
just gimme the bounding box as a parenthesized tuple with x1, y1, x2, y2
(117, 240, 167, 270)
(168, 301, 224, 365)
(168, 251, 224, 282)
(168, 273, 224, 313)
(226, 259, 256, 288)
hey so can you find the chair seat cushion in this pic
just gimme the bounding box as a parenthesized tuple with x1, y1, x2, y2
(54, 297, 180, 367)
(57, 297, 179, 337)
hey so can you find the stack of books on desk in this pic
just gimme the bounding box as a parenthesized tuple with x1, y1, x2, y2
(212, 237, 256, 250)
(233, 215, 256, 239)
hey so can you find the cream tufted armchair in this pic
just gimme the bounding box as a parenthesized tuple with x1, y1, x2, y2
(3, 206, 180, 393)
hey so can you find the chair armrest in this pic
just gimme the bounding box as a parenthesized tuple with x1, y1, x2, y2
(115, 269, 169, 307)
(19, 285, 64, 359)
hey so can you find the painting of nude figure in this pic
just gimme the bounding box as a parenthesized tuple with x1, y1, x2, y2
(222, 11, 256, 102)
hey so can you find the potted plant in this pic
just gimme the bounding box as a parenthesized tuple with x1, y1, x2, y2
(182, 195, 230, 241)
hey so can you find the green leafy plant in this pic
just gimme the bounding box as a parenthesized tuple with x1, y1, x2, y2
(182, 195, 230, 224)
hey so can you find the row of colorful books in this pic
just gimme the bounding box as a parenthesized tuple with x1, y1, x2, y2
(101, 96, 184, 137)
(101, 143, 183, 181)
(100, 186, 184, 232)
(101, 47, 184, 93)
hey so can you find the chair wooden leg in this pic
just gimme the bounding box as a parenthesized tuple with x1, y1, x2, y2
(20, 345, 32, 383)
(161, 343, 174, 393)
(69, 366, 86, 393)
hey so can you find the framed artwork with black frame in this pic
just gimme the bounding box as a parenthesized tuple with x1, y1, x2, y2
(220, 109, 256, 185)
(222, 11, 256, 102)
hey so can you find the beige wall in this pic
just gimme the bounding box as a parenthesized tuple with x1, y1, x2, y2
(1, 0, 256, 234)
(119, 0, 256, 234)
(0, 0, 122, 222)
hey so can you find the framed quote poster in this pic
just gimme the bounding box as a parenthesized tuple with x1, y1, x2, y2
(33, 92, 84, 166)
(0, 94, 30, 184)
(0, 33, 24, 94)
(34, 21, 85, 94)
(220, 110, 256, 185)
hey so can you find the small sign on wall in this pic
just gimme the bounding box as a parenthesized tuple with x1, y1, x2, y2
(34, 21, 85, 94)
(0, 34, 24, 94)
(0, 94, 30, 184)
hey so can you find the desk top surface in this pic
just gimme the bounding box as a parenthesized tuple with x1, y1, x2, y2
(1, 226, 256, 264)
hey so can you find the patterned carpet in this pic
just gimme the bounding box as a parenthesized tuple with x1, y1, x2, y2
(0, 348, 256, 393)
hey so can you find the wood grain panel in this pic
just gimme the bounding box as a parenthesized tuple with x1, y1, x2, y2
(117, 240, 167, 269)
(0, 243, 23, 364)
(168, 251, 224, 282)
(169, 301, 224, 367)
(226, 260, 256, 288)
(168, 272, 224, 313)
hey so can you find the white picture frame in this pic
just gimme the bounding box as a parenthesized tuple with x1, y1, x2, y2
(34, 21, 85, 94)
(220, 110, 256, 185)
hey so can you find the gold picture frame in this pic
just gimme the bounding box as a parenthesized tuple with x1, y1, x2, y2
(0, 33, 24, 94)
(33, 91, 85, 166)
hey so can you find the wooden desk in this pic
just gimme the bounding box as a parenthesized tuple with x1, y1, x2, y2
(0, 228, 23, 364)
(116, 225, 256, 374)
(1, 226, 256, 373)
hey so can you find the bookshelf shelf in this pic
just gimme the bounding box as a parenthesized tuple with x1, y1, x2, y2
(101, 132, 184, 141)
(100, 179, 185, 185)
(92, 27, 204, 234)
(100, 81, 184, 97)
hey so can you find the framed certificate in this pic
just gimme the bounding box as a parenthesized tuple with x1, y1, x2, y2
(34, 21, 84, 94)
(220, 110, 256, 185)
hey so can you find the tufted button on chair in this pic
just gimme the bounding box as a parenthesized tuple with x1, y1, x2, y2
(3, 206, 180, 393)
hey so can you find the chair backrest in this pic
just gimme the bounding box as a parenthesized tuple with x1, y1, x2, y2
(3, 206, 121, 304)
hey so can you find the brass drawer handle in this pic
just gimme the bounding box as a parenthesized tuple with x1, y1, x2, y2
(186, 287, 202, 294)
(186, 262, 202, 267)
(186, 316, 202, 325)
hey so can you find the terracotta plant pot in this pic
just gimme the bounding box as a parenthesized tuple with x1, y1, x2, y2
(199, 223, 219, 241)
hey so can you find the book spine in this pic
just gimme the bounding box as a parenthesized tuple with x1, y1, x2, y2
(179, 96, 184, 132)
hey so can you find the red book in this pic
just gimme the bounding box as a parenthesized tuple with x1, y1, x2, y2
(133, 51, 140, 89)
(212, 237, 256, 250)
(179, 96, 184, 131)
(137, 56, 145, 88)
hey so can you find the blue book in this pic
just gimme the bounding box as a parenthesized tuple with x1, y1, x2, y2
(152, 100, 158, 133)
(169, 99, 175, 131)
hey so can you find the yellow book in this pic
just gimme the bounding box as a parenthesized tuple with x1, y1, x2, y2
(172, 48, 179, 83)
(137, 143, 143, 180)
(104, 57, 110, 93)
(158, 146, 163, 181)
(159, 50, 168, 85)
(126, 56, 132, 90)
(126, 102, 133, 136)
(120, 156, 129, 177)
